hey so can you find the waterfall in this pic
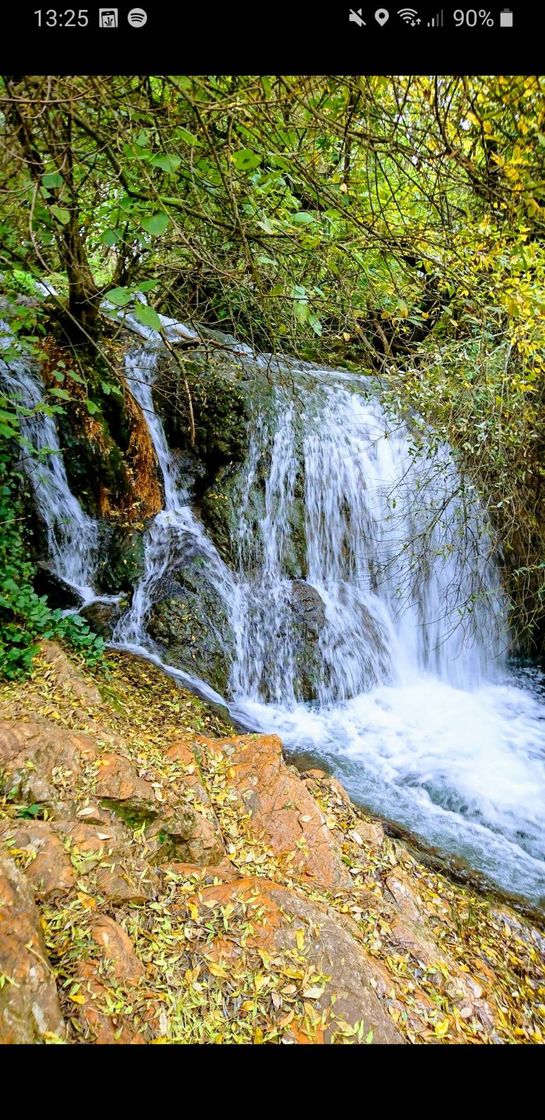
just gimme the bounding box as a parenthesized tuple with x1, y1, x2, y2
(230, 375, 506, 704)
(112, 349, 239, 703)
(0, 347, 99, 601)
(6, 320, 545, 906)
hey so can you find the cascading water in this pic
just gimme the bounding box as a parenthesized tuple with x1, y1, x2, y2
(230, 376, 507, 705)
(227, 371, 545, 905)
(112, 349, 239, 705)
(10, 312, 545, 906)
(0, 344, 99, 601)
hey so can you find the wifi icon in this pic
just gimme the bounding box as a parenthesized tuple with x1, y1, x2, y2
(128, 7, 147, 27)
(397, 7, 420, 24)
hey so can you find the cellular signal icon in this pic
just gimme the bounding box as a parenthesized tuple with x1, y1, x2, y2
(427, 9, 444, 26)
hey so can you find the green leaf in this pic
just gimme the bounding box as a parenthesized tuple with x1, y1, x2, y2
(101, 228, 122, 247)
(106, 286, 133, 307)
(134, 303, 162, 332)
(137, 279, 160, 293)
(150, 154, 182, 172)
(232, 149, 261, 172)
(85, 400, 100, 415)
(0, 422, 17, 439)
(50, 205, 71, 226)
(49, 387, 72, 401)
(41, 172, 63, 189)
(179, 127, 200, 146)
(292, 212, 316, 225)
(141, 212, 169, 236)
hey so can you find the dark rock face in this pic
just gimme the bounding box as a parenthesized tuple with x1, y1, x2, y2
(32, 563, 83, 609)
(197, 467, 239, 564)
(97, 524, 145, 594)
(153, 351, 250, 489)
(289, 581, 326, 702)
(148, 557, 235, 696)
(291, 579, 326, 631)
(80, 599, 122, 639)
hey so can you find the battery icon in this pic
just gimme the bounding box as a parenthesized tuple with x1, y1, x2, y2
(500, 8, 513, 26)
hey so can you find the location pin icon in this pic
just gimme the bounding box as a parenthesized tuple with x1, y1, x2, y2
(375, 8, 389, 24)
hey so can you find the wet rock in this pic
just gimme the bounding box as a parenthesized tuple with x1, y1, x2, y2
(0, 718, 96, 813)
(33, 564, 82, 610)
(154, 351, 250, 481)
(198, 733, 352, 890)
(148, 556, 235, 695)
(0, 819, 76, 898)
(96, 524, 146, 595)
(197, 466, 239, 564)
(184, 876, 403, 1045)
(290, 580, 326, 631)
(80, 599, 122, 639)
(0, 857, 66, 1043)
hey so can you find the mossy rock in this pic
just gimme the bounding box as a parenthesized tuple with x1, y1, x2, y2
(153, 352, 250, 488)
(148, 557, 235, 696)
(97, 524, 146, 594)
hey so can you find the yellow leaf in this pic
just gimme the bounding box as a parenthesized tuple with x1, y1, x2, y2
(207, 961, 229, 979)
(435, 1017, 450, 1037)
(69, 993, 86, 1005)
(295, 929, 305, 951)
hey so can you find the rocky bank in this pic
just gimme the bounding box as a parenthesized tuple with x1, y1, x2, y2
(0, 641, 544, 1045)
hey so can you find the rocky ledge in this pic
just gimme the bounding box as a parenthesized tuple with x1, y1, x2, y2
(0, 641, 544, 1045)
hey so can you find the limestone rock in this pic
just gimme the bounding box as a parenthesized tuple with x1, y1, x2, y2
(94, 858, 159, 904)
(89, 914, 144, 983)
(94, 753, 158, 818)
(167, 739, 210, 804)
(148, 557, 235, 696)
(74, 915, 144, 1044)
(199, 734, 352, 890)
(80, 600, 122, 640)
(185, 876, 403, 1045)
(0, 719, 96, 813)
(0, 858, 66, 1043)
(0, 819, 76, 898)
(146, 806, 224, 866)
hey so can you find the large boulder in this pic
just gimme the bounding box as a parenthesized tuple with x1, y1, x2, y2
(80, 599, 122, 639)
(197, 733, 352, 891)
(289, 580, 326, 701)
(96, 524, 146, 595)
(180, 876, 403, 1045)
(0, 717, 97, 815)
(153, 351, 250, 487)
(148, 556, 235, 695)
(0, 820, 76, 899)
(0, 857, 66, 1043)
